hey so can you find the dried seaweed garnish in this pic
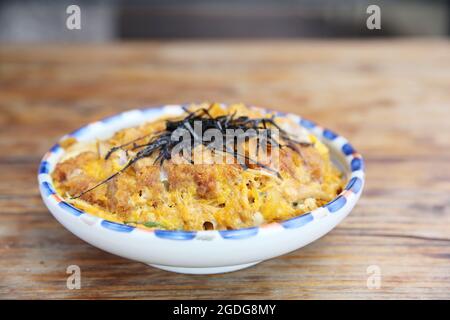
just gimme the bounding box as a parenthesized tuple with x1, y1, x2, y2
(71, 105, 312, 199)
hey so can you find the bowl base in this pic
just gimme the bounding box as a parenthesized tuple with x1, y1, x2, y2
(148, 261, 262, 274)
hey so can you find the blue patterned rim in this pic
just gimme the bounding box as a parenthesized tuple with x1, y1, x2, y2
(38, 104, 365, 241)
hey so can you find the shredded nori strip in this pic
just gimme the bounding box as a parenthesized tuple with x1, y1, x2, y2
(72, 105, 311, 199)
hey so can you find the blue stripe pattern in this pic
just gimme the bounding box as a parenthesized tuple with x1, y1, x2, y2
(39, 161, 50, 174)
(351, 158, 364, 171)
(342, 143, 355, 155)
(325, 196, 347, 213)
(101, 114, 123, 124)
(69, 126, 88, 138)
(300, 118, 316, 129)
(101, 220, 135, 232)
(42, 181, 55, 196)
(275, 110, 287, 117)
(50, 144, 60, 153)
(219, 227, 258, 239)
(155, 230, 197, 240)
(322, 129, 338, 140)
(345, 177, 363, 193)
(281, 213, 314, 229)
(58, 201, 84, 216)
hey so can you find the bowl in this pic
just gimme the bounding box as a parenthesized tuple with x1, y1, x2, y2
(38, 104, 365, 274)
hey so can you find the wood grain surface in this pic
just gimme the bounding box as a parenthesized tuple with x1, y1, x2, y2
(0, 40, 449, 299)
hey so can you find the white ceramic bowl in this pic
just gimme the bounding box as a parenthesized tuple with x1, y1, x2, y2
(38, 105, 365, 274)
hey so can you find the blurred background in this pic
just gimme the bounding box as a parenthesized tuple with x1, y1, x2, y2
(0, 0, 448, 43)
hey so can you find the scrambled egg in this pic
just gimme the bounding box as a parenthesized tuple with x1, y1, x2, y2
(52, 103, 343, 231)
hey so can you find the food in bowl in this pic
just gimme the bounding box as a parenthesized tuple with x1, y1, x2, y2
(51, 103, 344, 231)
(40, 103, 364, 274)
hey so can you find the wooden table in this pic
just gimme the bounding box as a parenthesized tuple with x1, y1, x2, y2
(1, 40, 449, 299)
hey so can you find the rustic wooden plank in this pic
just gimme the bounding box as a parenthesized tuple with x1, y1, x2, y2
(0, 40, 449, 299)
